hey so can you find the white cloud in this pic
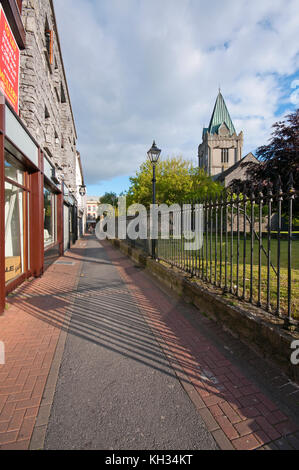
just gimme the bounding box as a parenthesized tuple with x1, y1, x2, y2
(53, 0, 299, 185)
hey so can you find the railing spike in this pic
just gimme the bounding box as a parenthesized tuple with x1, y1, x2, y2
(288, 172, 295, 194)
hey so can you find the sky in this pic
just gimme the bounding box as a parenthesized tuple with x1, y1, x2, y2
(53, 0, 299, 197)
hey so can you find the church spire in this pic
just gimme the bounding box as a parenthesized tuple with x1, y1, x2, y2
(208, 91, 236, 136)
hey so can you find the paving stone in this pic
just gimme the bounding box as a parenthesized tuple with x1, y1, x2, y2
(0, 244, 83, 450)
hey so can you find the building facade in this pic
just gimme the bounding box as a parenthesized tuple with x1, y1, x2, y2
(215, 152, 259, 187)
(86, 196, 100, 230)
(0, 0, 84, 314)
(198, 91, 243, 179)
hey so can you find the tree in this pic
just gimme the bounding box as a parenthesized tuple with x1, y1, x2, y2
(100, 192, 118, 207)
(125, 156, 223, 207)
(232, 109, 299, 192)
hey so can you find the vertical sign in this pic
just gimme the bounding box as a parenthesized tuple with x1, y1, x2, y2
(0, 6, 20, 114)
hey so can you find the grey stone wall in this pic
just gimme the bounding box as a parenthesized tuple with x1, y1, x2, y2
(19, 0, 78, 193)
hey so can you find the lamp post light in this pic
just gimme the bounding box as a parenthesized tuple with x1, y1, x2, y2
(79, 184, 87, 197)
(147, 141, 161, 259)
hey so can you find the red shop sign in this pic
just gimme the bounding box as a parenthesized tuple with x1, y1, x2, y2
(0, 5, 20, 114)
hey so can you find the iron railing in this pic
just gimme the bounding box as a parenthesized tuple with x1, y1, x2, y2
(155, 178, 297, 326)
(117, 177, 297, 325)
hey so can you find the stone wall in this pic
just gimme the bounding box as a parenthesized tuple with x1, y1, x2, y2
(19, 0, 78, 193)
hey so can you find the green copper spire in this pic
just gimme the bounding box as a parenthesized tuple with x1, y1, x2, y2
(208, 91, 236, 136)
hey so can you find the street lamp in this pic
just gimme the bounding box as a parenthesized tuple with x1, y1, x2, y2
(147, 140, 161, 259)
(79, 184, 87, 197)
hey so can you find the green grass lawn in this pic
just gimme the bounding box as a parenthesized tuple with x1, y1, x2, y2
(157, 236, 299, 320)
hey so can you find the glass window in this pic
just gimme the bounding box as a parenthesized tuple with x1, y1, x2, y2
(221, 149, 229, 164)
(4, 152, 24, 185)
(44, 186, 57, 247)
(5, 181, 24, 284)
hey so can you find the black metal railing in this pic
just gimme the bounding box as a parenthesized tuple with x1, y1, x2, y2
(155, 178, 297, 326)
(116, 177, 297, 325)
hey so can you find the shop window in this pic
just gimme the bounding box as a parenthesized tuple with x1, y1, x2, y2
(5, 181, 25, 284)
(4, 150, 29, 285)
(4, 155, 24, 185)
(44, 186, 57, 247)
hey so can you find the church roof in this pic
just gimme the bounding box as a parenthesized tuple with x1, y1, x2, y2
(215, 153, 259, 183)
(208, 91, 236, 136)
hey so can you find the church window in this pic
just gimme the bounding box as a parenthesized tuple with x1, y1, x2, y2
(221, 149, 229, 164)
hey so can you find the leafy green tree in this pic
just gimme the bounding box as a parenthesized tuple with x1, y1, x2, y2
(125, 157, 223, 207)
(100, 192, 118, 207)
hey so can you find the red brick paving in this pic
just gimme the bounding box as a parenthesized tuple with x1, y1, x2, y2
(0, 243, 83, 450)
(104, 241, 299, 451)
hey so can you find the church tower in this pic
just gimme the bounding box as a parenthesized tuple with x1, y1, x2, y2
(198, 91, 243, 178)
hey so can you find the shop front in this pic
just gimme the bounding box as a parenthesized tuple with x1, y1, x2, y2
(63, 185, 78, 252)
(4, 149, 29, 286)
(1, 104, 40, 302)
(43, 156, 61, 268)
(0, 103, 64, 313)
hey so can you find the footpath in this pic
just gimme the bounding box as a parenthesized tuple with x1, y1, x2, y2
(0, 236, 298, 450)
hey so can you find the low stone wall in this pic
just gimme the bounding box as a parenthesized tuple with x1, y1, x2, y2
(110, 238, 299, 384)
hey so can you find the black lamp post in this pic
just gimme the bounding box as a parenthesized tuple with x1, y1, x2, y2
(147, 141, 161, 259)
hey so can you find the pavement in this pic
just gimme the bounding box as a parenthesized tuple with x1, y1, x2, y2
(0, 235, 299, 450)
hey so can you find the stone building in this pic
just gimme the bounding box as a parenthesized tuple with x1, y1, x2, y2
(19, 0, 78, 194)
(0, 0, 84, 314)
(198, 91, 244, 179)
(216, 152, 259, 187)
(86, 196, 101, 231)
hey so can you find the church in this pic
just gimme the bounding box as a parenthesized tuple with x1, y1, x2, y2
(198, 91, 258, 186)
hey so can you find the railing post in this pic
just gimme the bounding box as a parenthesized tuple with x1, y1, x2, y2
(210, 196, 213, 283)
(257, 185, 264, 308)
(266, 185, 273, 312)
(230, 191, 234, 294)
(249, 188, 255, 304)
(285, 173, 295, 328)
(276, 176, 283, 317)
(242, 184, 248, 300)
(236, 189, 240, 298)
(205, 196, 209, 281)
(220, 192, 224, 289)
(215, 194, 218, 286)
(224, 189, 228, 293)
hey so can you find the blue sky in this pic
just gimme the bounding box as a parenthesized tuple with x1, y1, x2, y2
(53, 0, 299, 197)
